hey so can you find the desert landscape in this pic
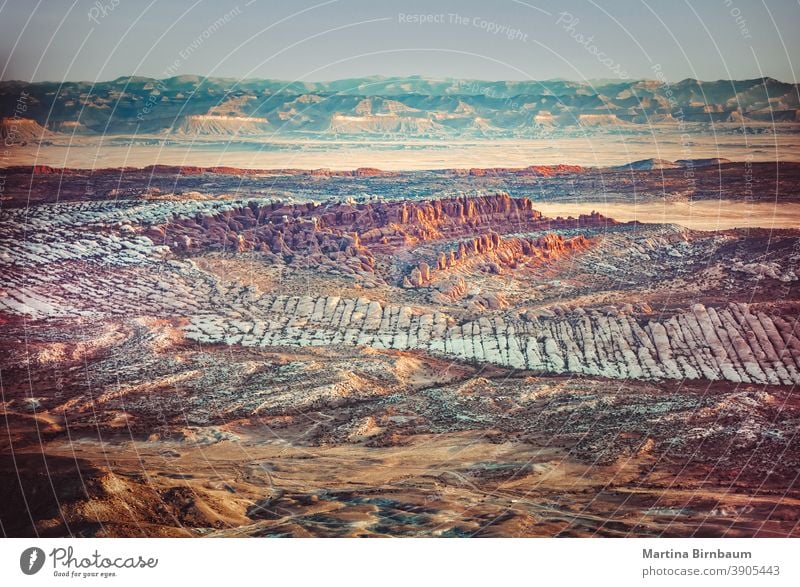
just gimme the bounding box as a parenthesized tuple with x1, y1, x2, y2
(3, 76, 800, 170)
(1, 149, 799, 536)
(4, 10, 800, 587)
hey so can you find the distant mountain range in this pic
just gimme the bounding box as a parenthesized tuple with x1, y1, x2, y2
(1, 76, 797, 140)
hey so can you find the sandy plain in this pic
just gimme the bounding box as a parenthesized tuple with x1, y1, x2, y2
(533, 201, 800, 230)
(6, 129, 799, 170)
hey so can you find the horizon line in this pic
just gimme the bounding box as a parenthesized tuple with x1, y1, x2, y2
(1, 74, 796, 86)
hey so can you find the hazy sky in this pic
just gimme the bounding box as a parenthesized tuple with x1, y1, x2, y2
(1, 0, 798, 83)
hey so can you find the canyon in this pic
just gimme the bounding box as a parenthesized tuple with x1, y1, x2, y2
(1, 166, 798, 537)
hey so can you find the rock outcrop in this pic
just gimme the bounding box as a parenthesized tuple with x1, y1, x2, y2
(2, 197, 797, 387)
(405, 232, 590, 286)
(140, 194, 611, 281)
(0, 117, 57, 143)
(182, 295, 800, 386)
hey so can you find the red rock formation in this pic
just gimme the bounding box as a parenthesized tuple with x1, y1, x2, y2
(4, 165, 83, 175)
(153, 202, 374, 276)
(146, 195, 607, 282)
(403, 231, 590, 286)
(316, 192, 554, 247)
(433, 276, 468, 301)
(351, 167, 380, 176)
(463, 164, 586, 177)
